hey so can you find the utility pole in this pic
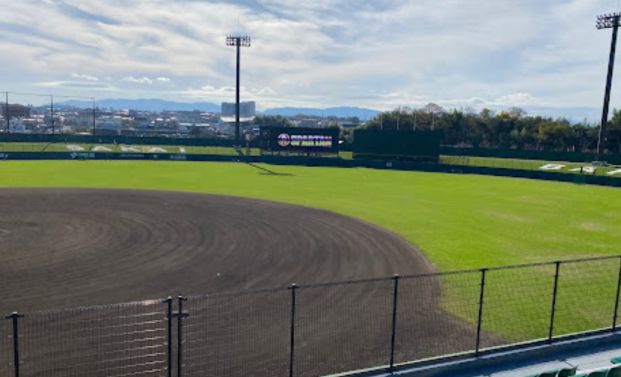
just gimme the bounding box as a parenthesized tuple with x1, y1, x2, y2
(92, 98, 96, 135)
(596, 12, 621, 162)
(50, 95, 55, 134)
(5, 91, 9, 133)
(225, 35, 251, 146)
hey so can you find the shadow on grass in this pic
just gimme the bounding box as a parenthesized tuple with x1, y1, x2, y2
(246, 162, 294, 176)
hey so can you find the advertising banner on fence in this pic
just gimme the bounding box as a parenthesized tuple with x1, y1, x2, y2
(259, 126, 339, 154)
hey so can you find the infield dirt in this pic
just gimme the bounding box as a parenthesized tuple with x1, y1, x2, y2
(0, 189, 498, 376)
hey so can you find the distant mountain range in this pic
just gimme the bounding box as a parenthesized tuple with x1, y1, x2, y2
(263, 106, 379, 120)
(57, 98, 602, 123)
(58, 99, 221, 113)
(57, 99, 380, 120)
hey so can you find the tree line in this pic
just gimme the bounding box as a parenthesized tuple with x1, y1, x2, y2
(362, 104, 621, 154)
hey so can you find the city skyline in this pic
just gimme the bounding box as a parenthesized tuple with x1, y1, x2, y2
(1, 0, 621, 117)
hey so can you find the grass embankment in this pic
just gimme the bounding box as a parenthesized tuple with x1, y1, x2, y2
(441, 155, 621, 177)
(0, 142, 260, 156)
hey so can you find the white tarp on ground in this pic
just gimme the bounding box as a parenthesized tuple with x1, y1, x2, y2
(179, 147, 186, 153)
(92, 146, 112, 152)
(66, 144, 85, 151)
(569, 166, 596, 174)
(539, 164, 565, 170)
(148, 147, 167, 153)
(607, 169, 621, 175)
(120, 146, 140, 152)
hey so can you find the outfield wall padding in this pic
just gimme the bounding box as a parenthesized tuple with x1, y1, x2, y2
(352, 130, 440, 161)
(440, 146, 621, 165)
(0, 134, 259, 147)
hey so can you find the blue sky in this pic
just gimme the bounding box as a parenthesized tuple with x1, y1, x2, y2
(0, 0, 620, 116)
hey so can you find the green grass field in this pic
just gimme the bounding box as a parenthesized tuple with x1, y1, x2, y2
(0, 160, 619, 343)
(0, 142, 262, 156)
(441, 155, 621, 177)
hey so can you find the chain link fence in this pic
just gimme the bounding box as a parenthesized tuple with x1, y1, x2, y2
(1, 256, 620, 377)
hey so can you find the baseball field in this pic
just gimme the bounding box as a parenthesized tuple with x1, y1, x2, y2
(0, 160, 619, 375)
(0, 160, 618, 267)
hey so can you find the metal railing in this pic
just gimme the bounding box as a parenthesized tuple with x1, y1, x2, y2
(2, 255, 621, 377)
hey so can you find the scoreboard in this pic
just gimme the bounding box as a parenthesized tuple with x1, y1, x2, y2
(260, 127, 339, 154)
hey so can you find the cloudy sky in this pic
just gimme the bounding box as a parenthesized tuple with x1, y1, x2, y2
(1, 0, 621, 113)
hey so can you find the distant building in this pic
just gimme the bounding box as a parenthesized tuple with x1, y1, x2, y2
(221, 101, 256, 122)
(338, 122, 359, 129)
(296, 119, 321, 128)
(97, 116, 122, 135)
(1, 104, 30, 118)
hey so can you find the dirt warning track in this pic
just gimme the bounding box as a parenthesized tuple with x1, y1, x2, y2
(0, 189, 493, 376)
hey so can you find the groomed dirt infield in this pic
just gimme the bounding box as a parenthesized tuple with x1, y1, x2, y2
(0, 189, 494, 376)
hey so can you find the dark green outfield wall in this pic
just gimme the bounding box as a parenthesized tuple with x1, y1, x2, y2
(3, 134, 620, 164)
(0, 151, 619, 188)
(440, 146, 621, 165)
(0, 134, 248, 147)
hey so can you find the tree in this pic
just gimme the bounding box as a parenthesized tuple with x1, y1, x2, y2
(253, 115, 294, 128)
(361, 107, 605, 153)
(607, 110, 621, 153)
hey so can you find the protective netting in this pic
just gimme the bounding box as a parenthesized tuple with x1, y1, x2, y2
(395, 271, 481, 364)
(294, 279, 393, 376)
(0, 317, 12, 377)
(183, 289, 289, 377)
(1, 257, 621, 376)
(481, 264, 556, 349)
(554, 258, 620, 336)
(19, 300, 167, 377)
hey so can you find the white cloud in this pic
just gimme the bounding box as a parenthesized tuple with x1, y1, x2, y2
(0, 0, 618, 115)
(71, 73, 99, 81)
(494, 93, 537, 106)
(34, 80, 113, 90)
(121, 76, 153, 85)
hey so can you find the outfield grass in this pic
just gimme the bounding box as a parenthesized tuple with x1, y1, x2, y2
(0, 160, 617, 267)
(0, 142, 262, 156)
(0, 160, 619, 341)
(441, 155, 621, 177)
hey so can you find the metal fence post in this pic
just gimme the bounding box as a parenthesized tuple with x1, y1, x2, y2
(162, 297, 173, 377)
(613, 257, 621, 331)
(288, 284, 298, 377)
(175, 296, 189, 377)
(548, 261, 561, 341)
(5, 312, 23, 377)
(475, 268, 487, 355)
(389, 275, 400, 373)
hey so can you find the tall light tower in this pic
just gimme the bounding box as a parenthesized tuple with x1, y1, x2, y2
(225, 34, 251, 145)
(596, 12, 621, 161)
(50, 95, 55, 135)
(5, 92, 9, 133)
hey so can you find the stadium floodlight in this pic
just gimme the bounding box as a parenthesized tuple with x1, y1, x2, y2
(225, 35, 252, 145)
(5, 91, 8, 133)
(596, 12, 621, 162)
(50, 95, 55, 135)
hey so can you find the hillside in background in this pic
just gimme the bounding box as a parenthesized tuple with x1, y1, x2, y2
(54, 98, 604, 124)
(58, 99, 221, 113)
(263, 106, 380, 120)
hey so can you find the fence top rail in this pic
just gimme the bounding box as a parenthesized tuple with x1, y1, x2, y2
(12, 298, 165, 318)
(483, 254, 621, 272)
(6, 254, 621, 316)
